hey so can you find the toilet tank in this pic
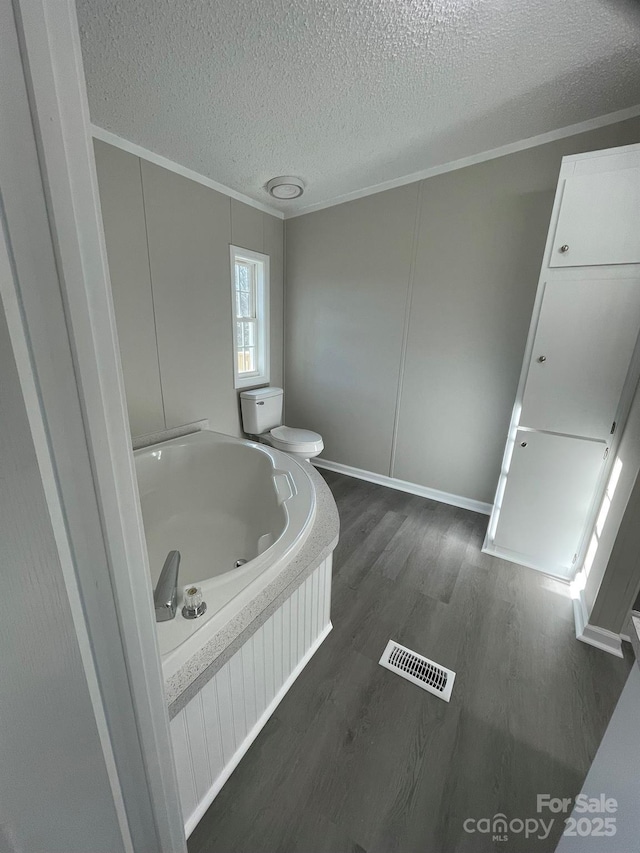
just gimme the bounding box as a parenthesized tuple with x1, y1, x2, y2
(240, 387, 283, 434)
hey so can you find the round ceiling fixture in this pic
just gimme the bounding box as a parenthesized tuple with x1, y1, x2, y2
(266, 176, 304, 199)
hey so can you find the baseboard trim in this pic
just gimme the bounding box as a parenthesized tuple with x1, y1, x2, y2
(312, 458, 492, 515)
(482, 540, 572, 582)
(573, 592, 623, 658)
(184, 621, 333, 838)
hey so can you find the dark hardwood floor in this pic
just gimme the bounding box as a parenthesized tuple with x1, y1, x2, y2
(188, 472, 633, 853)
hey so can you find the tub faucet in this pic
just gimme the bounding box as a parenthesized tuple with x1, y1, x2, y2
(154, 550, 181, 622)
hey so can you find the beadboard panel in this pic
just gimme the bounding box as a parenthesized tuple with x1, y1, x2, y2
(170, 557, 333, 836)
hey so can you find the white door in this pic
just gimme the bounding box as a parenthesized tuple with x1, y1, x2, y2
(519, 278, 640, 439)
(493, 430, 606, 573)
(551, 169, 640, 267)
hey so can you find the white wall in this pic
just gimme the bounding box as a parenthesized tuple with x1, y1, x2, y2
(0, 284, 127, 853)
(582, 377, 640, 633)
(94, 140, 284, 439)
(285, 117, 640, 505)
(555, 666, 640, 852)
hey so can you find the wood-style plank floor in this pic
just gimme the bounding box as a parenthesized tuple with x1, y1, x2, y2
(188, 472, 633, 853)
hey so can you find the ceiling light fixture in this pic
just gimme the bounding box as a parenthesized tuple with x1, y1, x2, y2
(266, 176, 304, 199)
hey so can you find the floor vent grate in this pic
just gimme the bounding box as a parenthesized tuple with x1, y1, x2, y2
(379, 640, 455, 702)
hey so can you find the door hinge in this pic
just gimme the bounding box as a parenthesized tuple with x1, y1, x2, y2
(572, 553, 577, 565)
(610, 421, 617, 435)
(603, 447, 609, 460)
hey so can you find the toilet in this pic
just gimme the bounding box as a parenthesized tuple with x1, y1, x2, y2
(240, 387, 323, 461)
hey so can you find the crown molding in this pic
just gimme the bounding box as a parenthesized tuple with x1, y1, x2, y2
(92, 104, 640, 222)
(286, 103, 640, 218)
(90, 124, 284, 219)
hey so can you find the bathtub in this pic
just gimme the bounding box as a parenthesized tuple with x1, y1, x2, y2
(134, 430, 316, 677)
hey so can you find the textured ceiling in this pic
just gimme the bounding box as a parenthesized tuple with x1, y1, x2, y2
(77, 0, 640, 215)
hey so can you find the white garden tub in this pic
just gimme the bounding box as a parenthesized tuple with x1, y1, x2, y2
(134, 430, 316, 677)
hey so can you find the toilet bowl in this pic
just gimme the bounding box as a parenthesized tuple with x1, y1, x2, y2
(262, 425, 324, 461)
(239, 388, 324, 461)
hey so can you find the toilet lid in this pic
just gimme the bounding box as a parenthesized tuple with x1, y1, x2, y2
(270, 425, 323, 452)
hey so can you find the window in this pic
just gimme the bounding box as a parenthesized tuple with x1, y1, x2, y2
(230, 245, 270, 388)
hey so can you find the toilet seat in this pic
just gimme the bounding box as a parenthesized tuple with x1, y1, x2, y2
(269, 425, 324, 455)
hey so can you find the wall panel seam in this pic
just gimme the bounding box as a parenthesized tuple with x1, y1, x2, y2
(389, 181, 424, 478)
(138, 158, 167, 429)
(283, 221, 287, 416)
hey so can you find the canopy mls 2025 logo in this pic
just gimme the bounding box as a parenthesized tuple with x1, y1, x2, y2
(463, 793, 618, 843)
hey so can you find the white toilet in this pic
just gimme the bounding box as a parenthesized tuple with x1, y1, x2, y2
(240, 387, 323, 461)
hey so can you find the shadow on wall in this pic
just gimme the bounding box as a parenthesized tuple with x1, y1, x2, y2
(606, 0, 640, 22)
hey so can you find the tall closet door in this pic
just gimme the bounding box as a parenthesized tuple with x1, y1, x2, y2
(519, 278, 640, 439)
(493, 430, 605, 571)
(486, 143, 640, 579)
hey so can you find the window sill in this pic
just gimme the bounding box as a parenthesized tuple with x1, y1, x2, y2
(234, 373, 270, 390)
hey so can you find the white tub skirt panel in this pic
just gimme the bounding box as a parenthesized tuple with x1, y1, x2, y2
(169, 555, 333, 837)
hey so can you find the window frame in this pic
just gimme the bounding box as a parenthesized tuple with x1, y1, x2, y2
(230, 244, 270, 389)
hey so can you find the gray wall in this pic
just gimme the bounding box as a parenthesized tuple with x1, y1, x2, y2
(94, 140, 284, 439)
(285, 184, 419, 473)
(285, 117, 640, 505)
(0, 289, 126, 853)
